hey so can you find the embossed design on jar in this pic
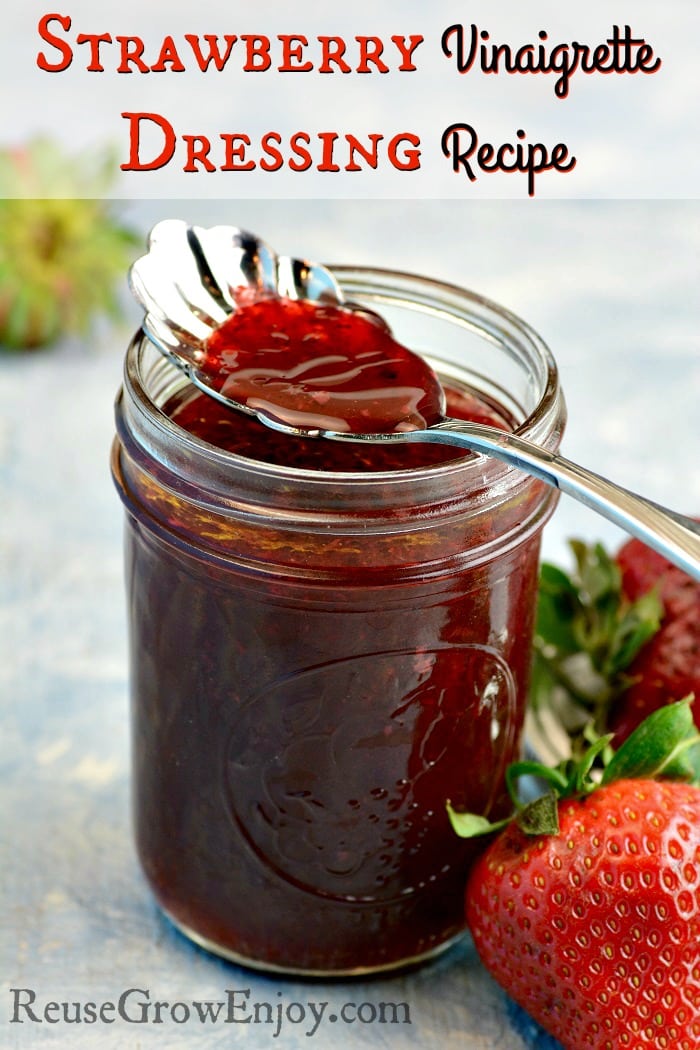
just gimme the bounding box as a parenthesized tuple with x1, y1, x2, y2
(223, 644, 517, 903)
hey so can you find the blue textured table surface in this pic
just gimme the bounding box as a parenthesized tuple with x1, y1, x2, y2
(2, 200, 699, 1048)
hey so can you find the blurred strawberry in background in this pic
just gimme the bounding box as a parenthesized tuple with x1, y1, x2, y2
(610, 534, 700, 739)
(0, 138, 138, 349)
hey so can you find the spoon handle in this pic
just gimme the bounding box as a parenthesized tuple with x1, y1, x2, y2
(409, 420, 700, 580)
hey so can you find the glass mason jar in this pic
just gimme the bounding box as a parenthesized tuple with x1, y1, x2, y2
(111, 267, 566, 976)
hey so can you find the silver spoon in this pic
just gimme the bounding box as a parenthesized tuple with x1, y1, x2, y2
(130, 221, 700, 581)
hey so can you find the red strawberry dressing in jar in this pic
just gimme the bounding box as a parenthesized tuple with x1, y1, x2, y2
(112, 267, 565, 974)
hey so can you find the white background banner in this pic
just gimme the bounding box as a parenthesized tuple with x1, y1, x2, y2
(3, 0, 699, 197)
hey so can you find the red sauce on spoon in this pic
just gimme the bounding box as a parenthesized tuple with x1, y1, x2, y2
(201, 295, 445, 434)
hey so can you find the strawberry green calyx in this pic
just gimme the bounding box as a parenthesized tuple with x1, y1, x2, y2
(529, 540, 663, 756)
(601, 694, 699, 784)
(449, 698, 700, 840)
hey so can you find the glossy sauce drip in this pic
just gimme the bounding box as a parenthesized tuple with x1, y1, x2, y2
(201, 296, 445, 434)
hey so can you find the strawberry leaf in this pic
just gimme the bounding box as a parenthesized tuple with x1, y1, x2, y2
(536, 563, 581, 656)
(515, 792, 559, 836)
(531, 540, 663, 756)
(601, 698, 700, 786)
(446, 804, 511, 840)
(607, 589, 663, 673)
(570, 734, 614, 793)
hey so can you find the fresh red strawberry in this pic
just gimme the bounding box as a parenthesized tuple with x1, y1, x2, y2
(467, 779, 700, 1050)
(610, 536, 700, 739)
(450, 701, 700, 1050)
